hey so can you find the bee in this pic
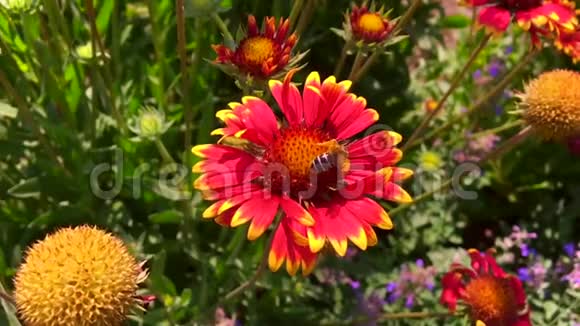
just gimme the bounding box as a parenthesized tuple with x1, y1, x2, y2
(310, 141, 349, 174)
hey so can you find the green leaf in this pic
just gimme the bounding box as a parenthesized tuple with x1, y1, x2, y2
(96, 0, 114, 34)
(148, 210, 183, 224)
(7, 178, 40, 199)
(0, 282, 21, 326)
(439, 15, 471, 29)
(0, 102, 17, 119)
(544, 301, 559, 320)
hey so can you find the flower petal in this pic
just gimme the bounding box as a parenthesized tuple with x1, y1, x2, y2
(269, 70, 304, 124)
(477, 6, 511, 33)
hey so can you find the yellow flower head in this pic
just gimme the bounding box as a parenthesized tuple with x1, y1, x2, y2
(418, 150, 443, 172)
(519, 69, 580, 140)
(14, 225, 146, 326)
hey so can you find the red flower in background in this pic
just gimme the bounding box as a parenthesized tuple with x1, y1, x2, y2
(441, 249, 531, 326)
(462, 0, 578, 43)
(212, 15, 298, 79)
(350, 4, 393, 43)
(555, 28, 580, 63)
(192, 71, 412, 275)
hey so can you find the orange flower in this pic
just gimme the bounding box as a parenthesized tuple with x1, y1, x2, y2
(192, 71, 412, 275)
(212, 15, 301, 80)
(440, 249, 531, 326)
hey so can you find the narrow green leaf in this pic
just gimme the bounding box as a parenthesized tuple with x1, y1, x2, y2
(148, 210, 183, 224)
(439, 15, 471, 29)
(7, 178, 40, 199)
(0, 282, 21, 326)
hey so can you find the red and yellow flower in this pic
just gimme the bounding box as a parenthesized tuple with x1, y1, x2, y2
(192, 70, 412, 275)
(555, 28, 580, 63)
(349, 4, 393, 44)
(212, 15, 303, 80)
(440, 249, 531, 326)
(462, 0, 578, 44)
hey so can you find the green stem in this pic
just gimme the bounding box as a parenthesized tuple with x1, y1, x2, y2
(85, 0, 127, 135)
(333, 41, 351, 78)
(351, 51, 379, 83)
(393, 0, 422, 35)
(212, 13, 235, 45)
(402, 33, 492, 151)
(288, 0, 304, 28)
(176, 0, 193, 159)
(0, 68, 71, 177)
(147, 0, 167, 110)
(347, 50, 366, 81)
(0, 290, 15, 307)
(154, 138, 175, 164)
(409, 49, 537, 149)
(378, 311, 454, 321)
(468, 120, 524, 139)
(220, 223, 278, 303)
(294, 0, 314, 36)
(481, 125, 533, 162)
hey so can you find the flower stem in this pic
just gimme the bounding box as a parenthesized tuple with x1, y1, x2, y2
(294, 0, 314, 36)
(393, 0, 423, 35)
(212, 13, 235, 45)
(408, 49, 537, 149)
(0, 69, 71, 177)
(147, 0, 168, 110)
(0, 291, 15, 307)
(85, 0, 127, 135)
(480, 125, 533, 162)
(392, 125, 533, 215)
(288, 0, 304, 28)
(348, 50, 366, 80)
(351, 51, 378, 83)
(334, 41, 352, 78)
(402, 33, 492, 151)
(468, 120, 524, 139)
(378, 311, 455, 321)
(176, 0, 193, 161)
(154, 138, 175, 164)
(220, 223, 277, 303)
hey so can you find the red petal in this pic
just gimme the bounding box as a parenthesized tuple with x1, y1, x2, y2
(269, 70, 304, 124)
(247, 197, 280, 240)
(477, 6, 511, 33)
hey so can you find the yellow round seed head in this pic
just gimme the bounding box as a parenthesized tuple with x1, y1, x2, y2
(14, 225, 140, 326)
(520, 69, 580, 140)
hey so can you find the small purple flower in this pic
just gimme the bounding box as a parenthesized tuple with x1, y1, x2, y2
(504, 45, 514, 55)
(472, 69, 483, 80)
(518, 267, 531, 282)
(520, 244, 530, 257)
(404, 294, 414, 308)
(487, 60, 504, 78)
(564, 243, 576, 257)
(350, 280, 361, 290)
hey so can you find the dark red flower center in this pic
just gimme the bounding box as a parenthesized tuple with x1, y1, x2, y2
(501, 0, 542, 10)
(464, 275, 519, 325)
(262, 125, 347, 199)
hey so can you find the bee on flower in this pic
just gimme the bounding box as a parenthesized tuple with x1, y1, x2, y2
(192, 70, 413, 275)
(211, 15, 306, 87)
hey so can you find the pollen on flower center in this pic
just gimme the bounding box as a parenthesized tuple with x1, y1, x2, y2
(464, 275, 519, 323)
(267, 126, 336, 179)
(358, 13, 385, 33)
(240, 36, 277, 66)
